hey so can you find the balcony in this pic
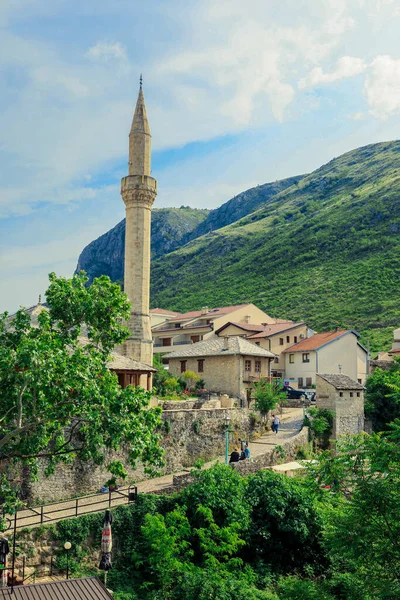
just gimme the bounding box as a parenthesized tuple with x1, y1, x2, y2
(154, 341, 192, 348)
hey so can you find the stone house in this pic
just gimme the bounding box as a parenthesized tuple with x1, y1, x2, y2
(152, 303, 276, 355)
(164, 335, 275, 398)
(283, 330, 368, 387)
(215, 320, 309, 380)
(316, 373, 365, 438)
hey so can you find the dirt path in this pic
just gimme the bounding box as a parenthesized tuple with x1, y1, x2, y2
(10, 408, 304, 530)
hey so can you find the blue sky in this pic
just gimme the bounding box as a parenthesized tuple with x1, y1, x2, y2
(2, 0, 400, 312)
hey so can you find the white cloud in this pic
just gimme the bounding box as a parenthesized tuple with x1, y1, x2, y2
(86, 42, 128, 63)
(299, 56, 366, 89)
(364, 55, 400, 119)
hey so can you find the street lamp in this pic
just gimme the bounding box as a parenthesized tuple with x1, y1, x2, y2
(64, 542, 72, 579)
(224, 415, 231, 465)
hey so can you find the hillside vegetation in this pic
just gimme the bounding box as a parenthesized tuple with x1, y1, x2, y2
(151, 141, 400, 352)
(181, 174, 303, 243)
(76, 207, 209, 283)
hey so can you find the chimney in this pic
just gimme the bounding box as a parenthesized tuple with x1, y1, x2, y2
(201, 306, 209, 315)
(223, 336, 229, 350)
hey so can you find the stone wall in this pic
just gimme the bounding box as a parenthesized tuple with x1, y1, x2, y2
(316, 376, 364, 439)
(171, 426, 309, 489)
(25, 407, 261, 504)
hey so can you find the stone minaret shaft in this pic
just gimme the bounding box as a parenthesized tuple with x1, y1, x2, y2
(121, 80, 157, 368)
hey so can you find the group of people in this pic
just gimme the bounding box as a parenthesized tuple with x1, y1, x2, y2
(229, 441, 250, 463)
(229, 414, 281, 464)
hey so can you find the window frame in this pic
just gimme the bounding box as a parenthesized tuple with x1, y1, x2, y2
(197, 359, 204, 373)
(302, 353, 310, 363)
(245, 359, 251, 372)
(289, 353, 295, 364)
(255, 360, 261, 373)
(180, 360, 187, 373)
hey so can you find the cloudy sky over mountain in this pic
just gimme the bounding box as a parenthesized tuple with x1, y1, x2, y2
(1, 0, 400, 311)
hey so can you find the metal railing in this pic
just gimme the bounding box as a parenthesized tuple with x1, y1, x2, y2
(5, 485, 138, 531)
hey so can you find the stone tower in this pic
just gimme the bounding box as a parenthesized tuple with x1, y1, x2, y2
(121, 77, 157, 374)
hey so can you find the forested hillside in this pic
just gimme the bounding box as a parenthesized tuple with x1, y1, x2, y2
(150, 141, 400, 351)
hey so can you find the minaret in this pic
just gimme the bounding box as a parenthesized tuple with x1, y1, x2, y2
(121, 76, 157, 377)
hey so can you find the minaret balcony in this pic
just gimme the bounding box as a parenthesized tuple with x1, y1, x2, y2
(121, 174, 157, 193)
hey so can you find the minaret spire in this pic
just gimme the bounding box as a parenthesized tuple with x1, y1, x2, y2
(128, 78, 151, 176)
(120, 76, 157, 386)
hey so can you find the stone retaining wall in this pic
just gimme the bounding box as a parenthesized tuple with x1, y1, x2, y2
(171, 427, 309, 491)
(25, 407, 263, 504)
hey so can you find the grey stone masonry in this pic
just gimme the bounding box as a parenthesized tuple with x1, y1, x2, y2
(316, 373, 364, 439)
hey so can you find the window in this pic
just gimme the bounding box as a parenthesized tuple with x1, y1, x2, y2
(350, 392, 353, 397)
(357, 378, 362, 384)
(255, 360, 261, 373)
(180, 360, 187, 373)
(175, 323, 181, 328)
(306, 377, 312, 387)
(298, 377, 304, 388)
(162, 337, 171, 347)
(255, 342, 260, 346)
(274, 357, 279, 363)
(286, 335, 290, 343)
(289, 354, 294, 364)
(294, 336, 298, 343)
(357, 392, 360, 397)
(279, 338, 284, 345)
(197, 359, 204, 373)
(117, 373, 124, 388)
(302, 353, 310, 363)
(339, 392, 343, 397)
(191, 335, 200, 343)
(245, 360, 251, 372)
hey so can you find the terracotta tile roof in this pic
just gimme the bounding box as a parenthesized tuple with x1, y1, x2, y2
(388, 348, 400, 354)
(282, 330, 351, 352)
(150, 308, 182, 316)
(0, 577, 113, 599)
(248, 322, 305, 339)
(317, 374, 364, 390)
(164, 336, 275, 359)
(167, 304, 250, 322)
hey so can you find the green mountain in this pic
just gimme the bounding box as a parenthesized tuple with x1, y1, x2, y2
(150, 141, 400, 352)
(76, 207, 209, 283)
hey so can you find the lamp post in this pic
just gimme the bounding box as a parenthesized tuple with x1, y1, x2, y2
(225, 415, 231, 465)
(64, 542, 71, 579)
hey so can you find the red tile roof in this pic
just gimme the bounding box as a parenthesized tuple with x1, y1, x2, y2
(388, 348, 400, 354)
(167, 304, 250, 322)
(282, 330, 351, 352)
(150, 308, 182, 316)
(248, 322, 304, 339)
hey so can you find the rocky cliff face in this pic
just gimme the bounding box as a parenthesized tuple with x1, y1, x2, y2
(75, 207, 209, 283)
(75, 177, 304, 284)
(181, 175, 304, 244)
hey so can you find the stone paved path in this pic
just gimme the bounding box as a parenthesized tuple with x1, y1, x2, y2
(10, 408, 304, 530)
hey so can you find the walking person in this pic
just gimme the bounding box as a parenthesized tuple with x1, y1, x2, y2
(273, 414, 280, 435)
(244, 442, 251, 459)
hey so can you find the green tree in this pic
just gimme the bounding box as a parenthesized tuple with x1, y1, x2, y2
(0, 272, 163, 512)
(252, 378, 287, 422)
(313, 427, 400, 598)
(180, 370, 200, 391)
(246, 470, 326, 574)
(365, 359, 400, 431)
